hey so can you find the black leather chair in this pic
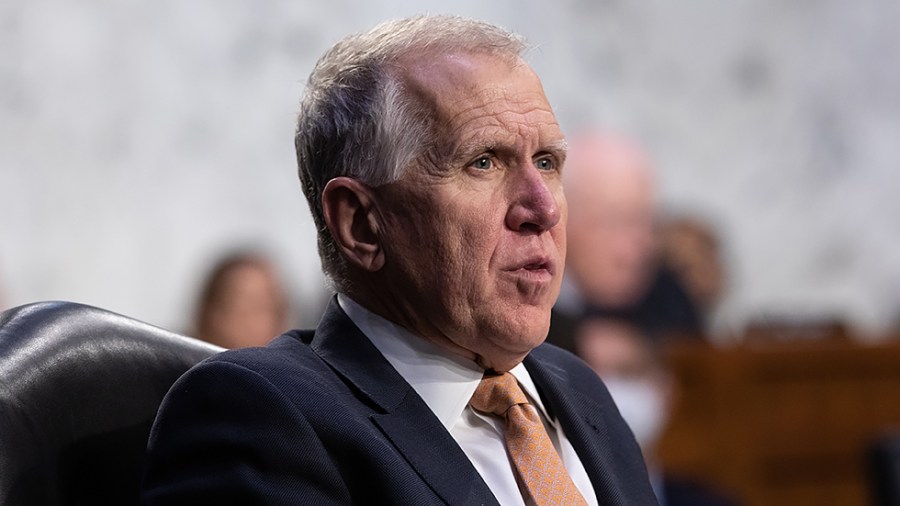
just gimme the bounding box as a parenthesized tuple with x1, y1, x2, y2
(871, 432, 900, 506)
(0, 301, 223, 506)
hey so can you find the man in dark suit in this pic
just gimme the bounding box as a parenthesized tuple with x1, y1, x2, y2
(142, 15, 657, 505)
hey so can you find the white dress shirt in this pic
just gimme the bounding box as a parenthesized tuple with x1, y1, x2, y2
(338, 295, 598, 506)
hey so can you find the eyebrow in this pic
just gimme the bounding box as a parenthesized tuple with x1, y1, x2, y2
(542, 139, 569, 162)
(449, 136, 569, 165)
(449, 137, 496, 162)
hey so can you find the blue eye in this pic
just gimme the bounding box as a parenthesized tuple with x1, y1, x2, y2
(535, 157, 554, 171)
(471, 157, 493, 170)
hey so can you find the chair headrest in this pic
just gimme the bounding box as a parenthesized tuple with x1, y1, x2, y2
(0, 301, 223, 505)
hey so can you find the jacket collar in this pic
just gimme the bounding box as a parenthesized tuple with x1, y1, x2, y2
(309, 297, 500, 506)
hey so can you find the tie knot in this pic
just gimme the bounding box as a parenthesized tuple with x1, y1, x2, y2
(469, 372, 529, 417)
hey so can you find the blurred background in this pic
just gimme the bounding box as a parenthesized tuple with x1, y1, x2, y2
(2, 1, 900, 504)
(2, 0, 899, 336)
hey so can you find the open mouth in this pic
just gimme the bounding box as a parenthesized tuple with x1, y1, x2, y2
(508, 257, 555, 282)
(523, 261, 550, 272)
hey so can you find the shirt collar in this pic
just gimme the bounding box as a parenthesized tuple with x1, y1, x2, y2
(337, 294, 554, 429)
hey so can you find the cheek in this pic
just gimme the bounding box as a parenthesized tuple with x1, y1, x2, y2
(555, 220, 567, 253)
(558, 196, 568, 237)
(403, 215, 470, 287)
(445, 199, 497, 249)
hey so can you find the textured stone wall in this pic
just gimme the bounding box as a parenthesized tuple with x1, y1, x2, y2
(2, 0, 898, 336)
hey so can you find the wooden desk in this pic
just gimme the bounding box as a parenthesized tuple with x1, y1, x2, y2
(658, 338, 900, 506)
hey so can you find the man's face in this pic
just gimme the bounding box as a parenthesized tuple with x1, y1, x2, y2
(374, 52, 567, 371)
(565, 139, 656, 307)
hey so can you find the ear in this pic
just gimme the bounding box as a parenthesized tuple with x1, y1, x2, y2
(322, 177, 385, 272)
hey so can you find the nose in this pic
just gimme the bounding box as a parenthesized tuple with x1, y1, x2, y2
(505, 167, 562, 233)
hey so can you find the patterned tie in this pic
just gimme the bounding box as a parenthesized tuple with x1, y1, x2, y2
(469, 372, 589, 506)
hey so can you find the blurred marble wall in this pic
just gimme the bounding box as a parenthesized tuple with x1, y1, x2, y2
(1, 0, 898, 336)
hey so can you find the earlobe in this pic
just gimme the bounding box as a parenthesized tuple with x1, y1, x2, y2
(322, 177, 385, 272)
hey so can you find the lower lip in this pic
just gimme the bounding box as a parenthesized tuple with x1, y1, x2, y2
(508, 267, 553, 283)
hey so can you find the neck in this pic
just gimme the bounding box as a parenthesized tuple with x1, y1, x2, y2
(340, 288, 526, 372)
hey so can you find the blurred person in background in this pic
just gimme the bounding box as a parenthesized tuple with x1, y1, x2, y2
(192, 251, 292, 348)
(563, 133, 656, 309)
(659, 215, 727, 327)
(576, 316, 739, 506)
(551, 131, 702, 349)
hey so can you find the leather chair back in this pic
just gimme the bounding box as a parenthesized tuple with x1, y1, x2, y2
(871, 433, 900, 506)
(0, 301, 222, 506)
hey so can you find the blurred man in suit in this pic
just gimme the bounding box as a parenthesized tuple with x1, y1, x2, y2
(564, 134, 658, 310)
(551, 133, 702, 351)
(142, 15, 656, 505)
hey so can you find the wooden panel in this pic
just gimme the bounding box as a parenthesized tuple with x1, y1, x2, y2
(657, 338, 900, 506)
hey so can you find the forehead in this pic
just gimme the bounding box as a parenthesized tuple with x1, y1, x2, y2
(401, 52, 563, 154)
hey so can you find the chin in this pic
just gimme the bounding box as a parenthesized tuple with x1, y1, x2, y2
(473, 300, 551, 358)
(519, 302, 553, 329)
(504, 316, 551, 351)
(475, 326, 546, 372)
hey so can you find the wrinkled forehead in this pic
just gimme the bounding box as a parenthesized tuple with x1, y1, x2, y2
(398, 51, 562, 159)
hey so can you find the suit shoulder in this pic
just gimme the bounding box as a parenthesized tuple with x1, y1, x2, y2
(206, 330, 315, 365)
(192, 330, 337, 393)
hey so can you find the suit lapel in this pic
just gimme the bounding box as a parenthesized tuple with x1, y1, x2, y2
(310, 298, 499, 506)
(524, 350, 630, 506)
(371, 394, 499, 506)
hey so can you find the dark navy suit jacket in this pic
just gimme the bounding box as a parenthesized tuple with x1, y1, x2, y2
(142, 298, 657, 505)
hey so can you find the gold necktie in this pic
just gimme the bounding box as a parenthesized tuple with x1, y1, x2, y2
(470, 372, 589, 506)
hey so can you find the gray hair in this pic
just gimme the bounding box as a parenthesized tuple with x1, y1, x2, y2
(295, 15, 526, 290)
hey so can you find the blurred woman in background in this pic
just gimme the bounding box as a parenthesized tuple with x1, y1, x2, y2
(192, 251, 291, 348)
